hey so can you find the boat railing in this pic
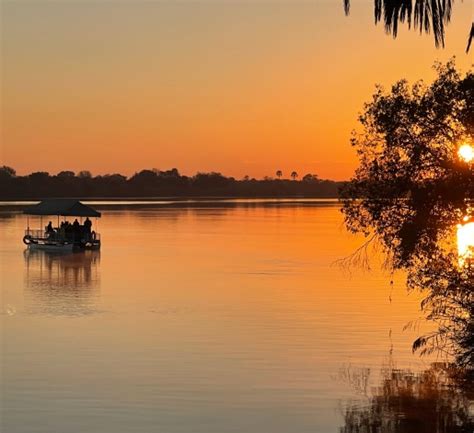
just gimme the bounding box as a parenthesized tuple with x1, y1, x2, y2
(25, 228, 100, 242)
(25, 229, 48, 239)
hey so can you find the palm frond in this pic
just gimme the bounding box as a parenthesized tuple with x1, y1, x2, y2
(467, 23, 474, 53)
(344, 0, 350, 15)
(343, 0, 473, 51)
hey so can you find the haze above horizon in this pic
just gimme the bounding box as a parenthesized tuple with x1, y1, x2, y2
(2, 0, 472, 179)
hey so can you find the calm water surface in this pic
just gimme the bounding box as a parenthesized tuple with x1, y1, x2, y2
(1, 201, 432, 433)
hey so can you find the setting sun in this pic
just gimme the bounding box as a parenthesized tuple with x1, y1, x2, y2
(458, 143, 474, 163)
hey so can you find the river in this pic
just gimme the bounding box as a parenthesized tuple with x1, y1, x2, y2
(1, 200, 434, 433)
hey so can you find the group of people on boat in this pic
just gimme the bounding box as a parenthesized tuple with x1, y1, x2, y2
(45, 217, 94, 242)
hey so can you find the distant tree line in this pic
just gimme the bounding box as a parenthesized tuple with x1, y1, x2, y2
(0, 167, 345, 199)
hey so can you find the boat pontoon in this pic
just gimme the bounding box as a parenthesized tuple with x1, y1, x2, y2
(23, 200, 101, 251)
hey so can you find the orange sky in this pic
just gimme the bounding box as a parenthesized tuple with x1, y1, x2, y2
(1, 0, 472, 180)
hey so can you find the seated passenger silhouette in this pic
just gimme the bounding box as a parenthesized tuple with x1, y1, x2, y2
(45, 221, 55, 239)
(64, 221, 73, 241)
(72, 219, 80, 239)
(84, 217, 92, 235)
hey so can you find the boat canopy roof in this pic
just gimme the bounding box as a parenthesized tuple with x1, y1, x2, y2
(24, 199, 101, 217)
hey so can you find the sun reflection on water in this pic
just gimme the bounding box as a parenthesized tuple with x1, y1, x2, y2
(457, 218, 474, 266)
(458, 143, 474, 163)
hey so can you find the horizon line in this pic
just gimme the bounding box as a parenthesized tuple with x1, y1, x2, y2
(1, 166, 349, 183)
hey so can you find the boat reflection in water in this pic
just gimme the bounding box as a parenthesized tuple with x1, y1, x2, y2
(24, 249, 101, 316)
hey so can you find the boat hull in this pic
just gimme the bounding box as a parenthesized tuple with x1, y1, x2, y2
(27, 242, 74, 252)
(25, 240, 100, 251)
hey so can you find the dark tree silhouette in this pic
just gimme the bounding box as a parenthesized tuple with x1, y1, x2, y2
(291, 171, 298, 180)
(0, 166, 16, 178)
(343, 0, 473, 52)
(0, 168, 344, 199)
(57, 171, 75, 179)
(78, 170, 92, 179)
(342, 60, 473, 266)
(0, 166, 17, 194)
(302, 173, 319, 182)
(341, 61, 474, 366)
(276, 170, 283, 179)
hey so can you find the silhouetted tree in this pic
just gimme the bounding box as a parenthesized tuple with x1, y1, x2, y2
(291, 171, 298, 180)
(57, 171, 75, 179)
(0, 166, 16, 178)
(276, 170, 283, 179)
(0, 166, 17, 196)
(105, 173, 127, 183)
(341, 60, 474, 365)
(303, 173, 319, 182)
(342, 60, 473, 266)
(159, 168, 180, 178)
(192, 172, 232, 190)
(29, 172, 50, 181)
(343, 0, 473, 52)
(128, 169, 159, 195)
(0, 168, 344, 199)
(78, 170, 92, 179)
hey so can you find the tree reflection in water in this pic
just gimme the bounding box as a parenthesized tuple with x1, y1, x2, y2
(457, 219, 474, 266)
(24, 249, 100, 316)
(340, 362, 474, 433)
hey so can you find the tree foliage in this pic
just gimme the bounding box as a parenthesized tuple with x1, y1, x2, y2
(342, 60, 473, 267)
(341, 61, 474, 366)
(0, 167, 342, 199)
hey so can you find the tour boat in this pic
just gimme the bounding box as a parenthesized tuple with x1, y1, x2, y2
(23, 199, 101, 251)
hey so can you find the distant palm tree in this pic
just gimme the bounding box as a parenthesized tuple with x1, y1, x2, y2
(291, 171, 298, 180)
(343, 0, 473, 52)
(276, 170, 283, 179)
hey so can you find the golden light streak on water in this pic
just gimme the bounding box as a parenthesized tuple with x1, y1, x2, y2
(457, 218, 474, 266)
(458, 144, 474, 163)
